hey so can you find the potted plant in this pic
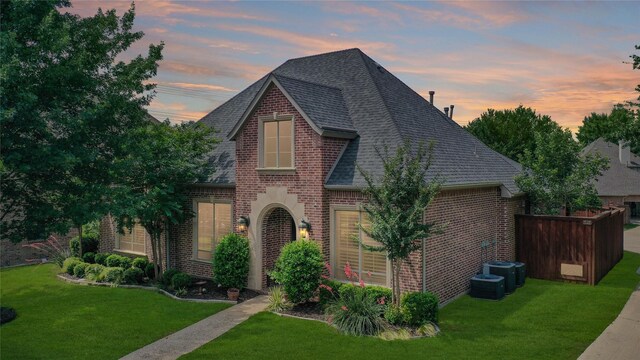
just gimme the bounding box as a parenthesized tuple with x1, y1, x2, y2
(213, 234, 250, 301)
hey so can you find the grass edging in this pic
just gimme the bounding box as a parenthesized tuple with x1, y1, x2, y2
(56, 274, 237, 304)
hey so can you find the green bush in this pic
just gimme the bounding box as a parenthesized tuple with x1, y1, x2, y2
(171, 272, 192, 290)
(82, 252, 96, 264)
(145, 263, 156, 279)
(319, 279, 343, 307)
(132, 257, 149, 271)
(401, 291, 439, 326)
(95, 253, 110, 265)
(325, 288, 386, 336)
(337, 284, 392, 311)
(123, 267, 144, 284)
(384, 305, 405, 325)
(69, 237, 81, 257)
(105, 254, 132, 269)
(161, 269, 179, 286)
(270, 239, 324, 304)
(100, 267, 125, 284)
(84, 264, 105, 281)
(213, 234, 250, 289)
(73, 262, 89, 278)
(63, 257, 83, 275)
(266, 286, 292, 313)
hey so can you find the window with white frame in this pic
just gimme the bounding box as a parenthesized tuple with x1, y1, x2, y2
(117, 223, 148, 254)
(333, 210, 388, 285)
(260, 116, 293, 168)
(195, 201, 232, 261)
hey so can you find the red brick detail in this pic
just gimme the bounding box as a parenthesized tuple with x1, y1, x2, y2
(497, 195, 526, 261)
(261, 207, 295, 288)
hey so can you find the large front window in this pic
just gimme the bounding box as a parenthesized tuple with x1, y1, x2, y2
(334, 210, 388, 285)
(262, 118, 292, 168)
(117, 223, 148, 254)
(195, 201, 232, 261)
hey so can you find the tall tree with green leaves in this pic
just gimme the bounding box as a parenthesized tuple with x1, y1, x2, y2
(356, 142, 442, 306)
(112, 121, 218, 278)
(576, 106, 634, 149)
(464, 105, 562, 162)
(515, 129, 609, 216)
(0, 0, 163, 245)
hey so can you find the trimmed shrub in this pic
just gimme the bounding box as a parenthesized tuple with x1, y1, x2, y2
(123, 267, 144, 284)
(100, 267, 125, 284)
(213, 234, 250, 289)
(82, 233, 99, 253)
(82, 252, 96, 264)
(384, 305, 405, 325)
(0, 307, 17, 325)
(270, 239, 324, 304)
(105, 254, 132, 269)
(69, 237, 81, 257)
(171, 272, 192, 290)
(73, 262, 89, 278)
(95, 253, 110, 266)
(145, 263, 156, 279)
(63, 257, 83, 275)
(325, 288, 386, 336)
(84, 264, 105, 281)
(132, 257, 149, 271)
(401, 291, 439, 326)
(161, 269, 179, 286)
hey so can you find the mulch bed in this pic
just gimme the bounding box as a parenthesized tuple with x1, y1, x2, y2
(280, 301, 325, 321)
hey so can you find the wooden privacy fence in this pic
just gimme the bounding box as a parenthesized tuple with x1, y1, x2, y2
(516, 208, 624, 285)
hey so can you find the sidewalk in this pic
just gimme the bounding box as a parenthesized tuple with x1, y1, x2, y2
(121, 295, 269, 360)
(578, 226, 640, 360)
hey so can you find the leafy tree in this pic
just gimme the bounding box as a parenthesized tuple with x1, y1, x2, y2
(112, 121, 218, 279)
(0, 0, 163, 245)
(356, 141, 442, 307)
(515, 129, 609, 216)
(464, 105, 562, 162)
(576, 106, 634, 148)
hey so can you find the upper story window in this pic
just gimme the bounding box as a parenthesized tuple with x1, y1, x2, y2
(259, 115, 294, 169)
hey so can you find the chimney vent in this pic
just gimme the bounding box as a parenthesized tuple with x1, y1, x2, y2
(619, 141, 631, 166)
(444, 107, 449, 117)
(449, 104, 455, 119)
(429, 91, 435, 104)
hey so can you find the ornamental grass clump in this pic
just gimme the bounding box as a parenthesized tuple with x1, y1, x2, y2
(22, 235, 71, 267)
(266, 286, 293, 313)
(270, 239, 324, 304)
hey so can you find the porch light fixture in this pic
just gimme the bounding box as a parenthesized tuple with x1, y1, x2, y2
(237, 216, 250, 232)
(298, 219, 311, 238)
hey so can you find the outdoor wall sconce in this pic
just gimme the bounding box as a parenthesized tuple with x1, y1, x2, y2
(298, 219, 311, 238)
(237, 216, 250, 232)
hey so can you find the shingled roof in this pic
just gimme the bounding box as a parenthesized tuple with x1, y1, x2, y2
(198, 48, 523, 196)
(581, 138, 640, 197)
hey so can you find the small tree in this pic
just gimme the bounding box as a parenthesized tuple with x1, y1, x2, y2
(356, 141, 442, 307)
(113, 121, 218, 279)
(515, 129, 609, 215)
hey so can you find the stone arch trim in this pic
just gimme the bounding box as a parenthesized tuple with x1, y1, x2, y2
(247, 187, 306, 289)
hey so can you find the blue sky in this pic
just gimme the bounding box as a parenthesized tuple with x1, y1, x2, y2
(70, 1, 639, 131)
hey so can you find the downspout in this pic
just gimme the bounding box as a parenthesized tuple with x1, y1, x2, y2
(165, 220, 170, 270)
(422, 238, 426, 293)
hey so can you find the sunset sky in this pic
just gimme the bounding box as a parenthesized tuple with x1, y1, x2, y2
(69, 1, 639, 132)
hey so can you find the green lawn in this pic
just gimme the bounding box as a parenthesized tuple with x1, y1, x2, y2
(624, 223, 638, 230)
(183, 251, 640, 360)
(0, 264, 229, 359)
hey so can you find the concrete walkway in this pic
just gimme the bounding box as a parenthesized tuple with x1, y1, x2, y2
(578, 226, 640, 360)
(121, 295, 269, 360)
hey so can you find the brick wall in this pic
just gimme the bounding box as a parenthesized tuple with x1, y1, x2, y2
(261, 207, 295, 287)
(498, 195, 526, 261)
(234, 83, 346, 260)
(1, 229, 77, 267)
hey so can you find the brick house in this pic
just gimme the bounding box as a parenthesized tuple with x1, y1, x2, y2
(582, 138, 640, 223)
(100, 48, 525, 304)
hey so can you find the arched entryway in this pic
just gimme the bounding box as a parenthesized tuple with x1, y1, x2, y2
(261, 206, 296, 288)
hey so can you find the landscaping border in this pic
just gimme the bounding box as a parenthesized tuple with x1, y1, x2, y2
(56, 274, 237, 304)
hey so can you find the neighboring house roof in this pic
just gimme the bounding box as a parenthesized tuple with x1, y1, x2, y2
(581, 138, 640, 197)
(198, 48, 523, 195)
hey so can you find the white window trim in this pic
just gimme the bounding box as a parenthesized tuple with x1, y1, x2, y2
(257, 113, 295, 170)
(329, 204, 391, 288)
(192, 197, 233, 263)
(115, 222, 148, 256)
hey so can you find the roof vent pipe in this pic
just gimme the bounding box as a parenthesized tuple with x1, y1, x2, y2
(444, 107, 449, 117)
(449, 105, 455, 119)
(429, 91, 435, 104)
